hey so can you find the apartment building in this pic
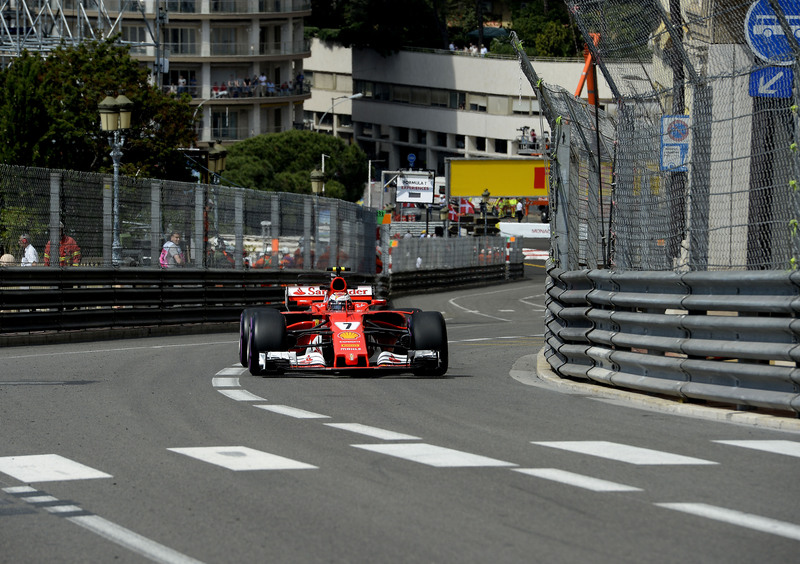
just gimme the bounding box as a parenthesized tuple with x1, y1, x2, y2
(305, 38, 611, 174)
(1, 0, 312, 144)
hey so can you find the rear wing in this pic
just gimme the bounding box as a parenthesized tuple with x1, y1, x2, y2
(286, 284, 374, 307)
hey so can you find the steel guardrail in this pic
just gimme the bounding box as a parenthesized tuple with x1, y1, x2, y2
(545, 264, 800, 414)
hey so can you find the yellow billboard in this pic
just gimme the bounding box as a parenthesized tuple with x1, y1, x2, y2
(448, 158, 549, 199)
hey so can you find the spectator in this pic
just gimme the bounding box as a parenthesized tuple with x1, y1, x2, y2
(44, 224, 82, 266)
(0, 253, 14, 266)
(258, 72, 267, 96)
(159, 231, 185, 268)
(18, 234, 38, 266)
(295, 72, 304, 93)
(516, 200, 524, 223)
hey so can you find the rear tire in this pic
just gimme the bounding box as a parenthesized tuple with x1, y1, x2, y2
(248, 309, 287, 376)
(410, 311, 449, 376)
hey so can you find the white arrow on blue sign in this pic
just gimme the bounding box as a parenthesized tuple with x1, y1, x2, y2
(749, 66, 794, 97)
(745, 0, 800, 66)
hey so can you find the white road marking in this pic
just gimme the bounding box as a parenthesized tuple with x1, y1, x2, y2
(3, 487, 204, 563)
(216, 367, 246, 376)
(69, 514, 206, 564)
(168, 446, 317, 471)
(211, 377, 239, 388)
(656, 503, 800, 542)
(20, 495, 60, 504)
(353, 443, 516, 468)
(0, 455, 112, 482)
(44, 505, 84, 514)
(513, 468, 642, 492)
(325, 423, 420, 441)
(216, 389, 266, 401)
(255, 405, 330, 419)
(713, 440, 800, 458)
(532, 441, 717, 466)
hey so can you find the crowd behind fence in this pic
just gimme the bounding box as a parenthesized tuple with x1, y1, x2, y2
(0, 164, 377, 274)
(514, 0, 800, 272)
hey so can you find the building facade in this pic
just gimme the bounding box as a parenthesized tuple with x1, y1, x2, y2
(1, 0, 312, 144)
(304, 38, 611, 175)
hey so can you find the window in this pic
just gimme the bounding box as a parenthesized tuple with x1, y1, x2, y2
(313, 72, 334, 90)
(210, 27, 241, 56)
(468, 94, 487, 112)
(392, 86, 410, 104)
(121, 26, 148, 54)
(431, 90, 449, 107)
(437, 132, 448, 147)
(487, 96, 510, 115)
(475, 137, 486, 151)
(411, 88, 430, 105)
(495, 139, 507, 154)
(166, 28, 198, 55)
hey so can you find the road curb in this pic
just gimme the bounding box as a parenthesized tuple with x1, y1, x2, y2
(508, 348, 800, 433)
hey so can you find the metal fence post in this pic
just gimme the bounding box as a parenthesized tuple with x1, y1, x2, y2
(234, 188, 244, 269)
(150, 181, 161, 267)
(49, 172, 61, 267)
(194, 185, 204, 267)
(103, 176, 112, 267)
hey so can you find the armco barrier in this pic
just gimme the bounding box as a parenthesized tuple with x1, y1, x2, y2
(0, 261, 522, 343)
(545, 264, 800, 414)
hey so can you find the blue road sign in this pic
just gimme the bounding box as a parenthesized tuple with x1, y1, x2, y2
(661, 115, 691, 172)
(407, 153, 416, 167)
(745, 0, 800, 66)
(749, 66, 794, 97)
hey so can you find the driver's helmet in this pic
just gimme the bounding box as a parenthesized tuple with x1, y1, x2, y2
(328, 291, 352, 311)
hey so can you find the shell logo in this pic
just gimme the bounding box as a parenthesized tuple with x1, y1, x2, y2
(338, 331, 359, 339)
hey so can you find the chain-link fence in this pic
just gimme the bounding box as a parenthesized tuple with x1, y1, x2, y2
(514, 0, 800, 271)
(384, 235, 522, 273)
(0, 164, 377, 274)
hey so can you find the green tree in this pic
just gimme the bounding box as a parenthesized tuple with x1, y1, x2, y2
(223, 130, 368, 202)
(0, 39, 197, 180)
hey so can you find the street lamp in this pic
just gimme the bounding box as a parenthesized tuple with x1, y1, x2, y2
(317, 92, 364, 134)
(310, 168, 324, 195)
(98, 93, 134, 267)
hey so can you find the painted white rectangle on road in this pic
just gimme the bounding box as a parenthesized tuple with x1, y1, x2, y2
(217, 389, 266, 401)
(514, 468, 642, 492)
(353, 443, 516, 468)
(211, 377, 240, 388)
(217, 367, 246, 376)
(326, 423, 420, 441)
(713, 440, 800, 458)
(255, 405, 330, 419)
(657, 503, 800, 542)
(168, 446, 317, 471)
(532, 441, 717, 465)
(0, 455, 112, 482)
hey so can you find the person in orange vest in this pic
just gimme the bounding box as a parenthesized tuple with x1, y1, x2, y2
(44, 225, 81, 266)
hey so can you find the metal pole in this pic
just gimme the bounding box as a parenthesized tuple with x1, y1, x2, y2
(111, 130, 123, 267)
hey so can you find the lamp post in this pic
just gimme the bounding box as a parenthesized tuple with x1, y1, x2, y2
(98, 93, 134, 267)
(310, 168, 325, 269)
(316, 92, 364, 135)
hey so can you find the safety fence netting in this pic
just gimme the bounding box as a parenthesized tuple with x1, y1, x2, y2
(515, 0, 800, 271)
(0, 164, 377, 274)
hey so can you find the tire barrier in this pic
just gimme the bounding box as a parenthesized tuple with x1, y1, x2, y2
(545, 264, 800, 414)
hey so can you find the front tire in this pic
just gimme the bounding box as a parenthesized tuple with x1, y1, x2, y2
(410, 311, 449, 376)
(248, 309, 287, 376)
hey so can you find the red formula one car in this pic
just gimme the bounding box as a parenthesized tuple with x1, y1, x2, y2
(239, 270, 448, 377)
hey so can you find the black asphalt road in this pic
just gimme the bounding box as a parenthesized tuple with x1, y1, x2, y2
(2, 266, 799, 563)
